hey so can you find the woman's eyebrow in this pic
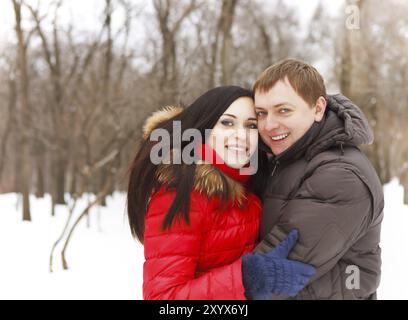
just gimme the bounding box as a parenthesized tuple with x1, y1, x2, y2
(247, 117, 257, 121)
(222, 113, 236, 118)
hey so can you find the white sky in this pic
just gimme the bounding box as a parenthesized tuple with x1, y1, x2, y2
(0, 0, 345, 43)
(1, 0, 127, 43)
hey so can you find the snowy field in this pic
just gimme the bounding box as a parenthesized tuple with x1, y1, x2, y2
(0, 180, 407, 300)
(0, 192, 144, 300)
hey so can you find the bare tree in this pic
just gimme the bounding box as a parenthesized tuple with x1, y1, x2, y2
(334, 0, 408, 189)
(27, 1, 71, 207)
(47, 0, 140, 271)
(55, 127, 135, 271)
(0, 78, 16, 182)
(12, 0, 33, 221)
(153, 0, 199, 105)
(208, 0, 238, 86)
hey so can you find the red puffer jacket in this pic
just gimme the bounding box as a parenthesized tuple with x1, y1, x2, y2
(143, 153, 261, 300)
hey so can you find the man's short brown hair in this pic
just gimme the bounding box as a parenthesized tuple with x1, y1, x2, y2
(253, 58, 327, 107)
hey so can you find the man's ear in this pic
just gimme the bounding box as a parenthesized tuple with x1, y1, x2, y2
(314, 96, 327, 122)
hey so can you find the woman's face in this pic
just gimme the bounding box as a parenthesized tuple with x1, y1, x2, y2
(207, 97, 258, 169)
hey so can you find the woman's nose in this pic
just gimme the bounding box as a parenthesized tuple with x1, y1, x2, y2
(228, 128, 248, 144)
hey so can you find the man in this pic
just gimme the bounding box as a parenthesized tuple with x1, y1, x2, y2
(244, 59, 384, 299)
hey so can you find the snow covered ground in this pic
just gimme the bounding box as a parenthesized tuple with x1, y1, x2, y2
(0, 180, 407, 300)
(377, 179, 408, 299)
(0, 192, 144, 300)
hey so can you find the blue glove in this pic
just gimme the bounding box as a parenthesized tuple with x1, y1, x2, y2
(242, 229, 316, 299)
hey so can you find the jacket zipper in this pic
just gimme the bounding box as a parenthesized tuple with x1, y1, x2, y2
(270, 160, 280, 177)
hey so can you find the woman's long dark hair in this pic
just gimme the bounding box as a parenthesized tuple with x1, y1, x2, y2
(127, 86, 269, 243)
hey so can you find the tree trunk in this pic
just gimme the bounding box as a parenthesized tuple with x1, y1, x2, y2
(35, 157, 45, 198)
(0, 80, 16, 183)
(220, 0, 238, 85)
(13, 135, 22, 193)
(154, 0, 198, 105)
(13, 0, 32, 221)
(55, 156, 67, 204)
(400, 170, 408, 206)
(209, 0, 239, 87)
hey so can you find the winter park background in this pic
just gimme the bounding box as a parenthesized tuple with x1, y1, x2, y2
(1, 0, 408, 299)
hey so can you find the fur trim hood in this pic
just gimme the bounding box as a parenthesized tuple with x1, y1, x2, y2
(142, 106, 184, 139)
(156, 163, 246, 205)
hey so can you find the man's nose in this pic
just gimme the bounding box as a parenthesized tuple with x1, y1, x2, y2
(264, 115, 280, 131)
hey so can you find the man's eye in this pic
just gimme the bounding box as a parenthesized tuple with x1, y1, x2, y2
(256, 111, 266, 118)
(279, 108, 290, 114)
(221, 120, 233, 127)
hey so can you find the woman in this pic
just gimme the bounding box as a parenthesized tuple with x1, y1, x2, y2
(127, 86, 315, 300)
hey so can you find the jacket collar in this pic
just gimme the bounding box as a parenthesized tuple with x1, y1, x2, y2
(267, 119, 323, 171)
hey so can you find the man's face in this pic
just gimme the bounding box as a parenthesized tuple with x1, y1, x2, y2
(255, 78, 326, 156)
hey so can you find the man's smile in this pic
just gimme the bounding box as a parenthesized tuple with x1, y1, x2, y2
(270, 133, 290, 141)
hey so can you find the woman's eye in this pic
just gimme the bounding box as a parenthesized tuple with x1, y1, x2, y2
(256, 111, 266, 118)
(221, 120, 233, 127)
(247, 123, 258, 129)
